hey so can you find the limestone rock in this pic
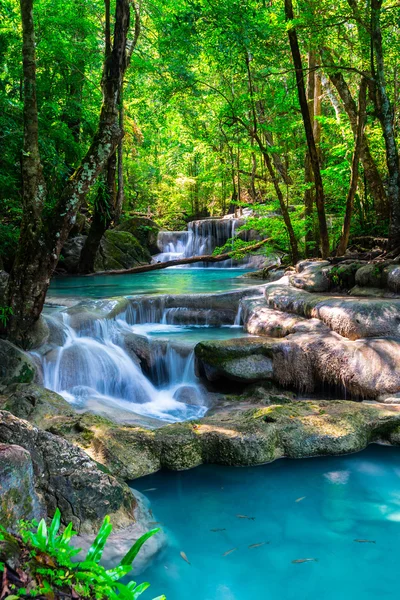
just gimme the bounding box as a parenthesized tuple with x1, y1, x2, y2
(114, 216, 159, 255)
(0, 383, 74, 428)
(264, 284, 400, 340)
(290, 261, 333, 293)
(94, 230, 152, 272)
(41, 400, 400, 475)
(0, 443, 43, 530)
(0, 410, 136, 533)
(0, 340, 39, 389)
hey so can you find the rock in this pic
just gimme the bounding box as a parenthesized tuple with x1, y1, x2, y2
(0, 383, 74, 428)
(41, 399, 400, 475)
(23, 315, 50, 349)
(328, 261, 366, 289)
(114, 217, 159, 255)
(387, 265, 400, 293)
(173, 385, 204, 406)
(264, 284, 400, 340)
(0, 340, 39, 390)
(94, 230, 152, 272)
(69, 212, 89, 236)
(0, 410, 136, 533)
(290, 261, 333, 292)
(194, 332, 400, 399)
(59, 235, 87, 272)
(355, 263, 389, 288)
(0, 443, 43, 530)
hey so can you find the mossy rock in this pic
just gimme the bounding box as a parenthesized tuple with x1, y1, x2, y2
(114, 216, 159, 254)
(0, 340, 39, 389)
(0, 383, 74, 428)
(94, 230, 152, 271)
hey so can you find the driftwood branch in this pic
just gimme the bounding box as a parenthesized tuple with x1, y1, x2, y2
(91, 237, 271, 276)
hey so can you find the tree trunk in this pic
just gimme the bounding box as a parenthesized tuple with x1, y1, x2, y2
(304, 51, 315, 257)
(370, 0, 400, 249)
(285, 0, 330, 258)
(78, 152, 117, 273)
(321, 48, 388, 216)
(6, 0, 131, 346)
(337, 78, 367, 256)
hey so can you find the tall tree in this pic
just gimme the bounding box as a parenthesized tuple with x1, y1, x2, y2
(284, 0, 330, 258)
(78, 0, 141, 274)
(5, 0, 131, 346)
(370, 0, 400, 249)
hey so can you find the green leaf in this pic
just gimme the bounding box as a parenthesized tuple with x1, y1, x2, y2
(131, 582, 150, 599)
(48, 508, 61, 546)
(120, 528, 160, 566)
(86, 515, 113, 563)
(36, 518, 48, 547)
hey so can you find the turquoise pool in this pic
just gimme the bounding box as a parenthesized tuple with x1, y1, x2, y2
(132, 445, 400, 600)
(49, 269, 260, 298)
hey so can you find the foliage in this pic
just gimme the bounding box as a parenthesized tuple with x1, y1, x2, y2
(0, 306, 13, 327)
(0, 0, 399, 263)
(0, 510, 165, 600)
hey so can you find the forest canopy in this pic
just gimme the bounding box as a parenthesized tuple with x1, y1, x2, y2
(0, 0, 399, 340)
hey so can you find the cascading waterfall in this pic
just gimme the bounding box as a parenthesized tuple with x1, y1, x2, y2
(37, 311, 208, 423)
(154, 217, 255, 268)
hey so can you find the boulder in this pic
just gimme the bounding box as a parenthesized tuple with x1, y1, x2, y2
(290, 261, 333, 292)
(0, 443, 43, 530)
(264, 284, 400, 340)
(355, 262, 388, 288)
(0, 340, 39, 390)
(94, 230, 152, 272)
(59, 235, 87, 272)
(0, 410, 136, 533)
(0, 383, 74, 428)
(242, 298, 326, 337)
(114, 216, 159, 255)
(194, 333, 400, 399)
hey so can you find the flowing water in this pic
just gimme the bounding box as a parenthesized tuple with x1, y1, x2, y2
(132, 445, 400, 600)
(154, 218, 264, 268)
(44, 267, 260, 423)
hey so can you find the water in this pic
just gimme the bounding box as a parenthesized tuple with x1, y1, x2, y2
(38, 308, 250, 423)
(48, 269, 259, 299)
(132, 445, 400, 600)
(154, 218, 246, 267)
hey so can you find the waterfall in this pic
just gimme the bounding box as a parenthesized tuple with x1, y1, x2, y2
(37, 312, 208, 423)
(154, 217, 257, 268)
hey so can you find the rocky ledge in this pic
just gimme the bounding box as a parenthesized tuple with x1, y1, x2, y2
(3, 385, 400, 480)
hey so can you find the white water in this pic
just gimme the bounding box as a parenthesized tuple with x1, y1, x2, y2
(154, 217, 259, 268)
(39, 311, 208, 423)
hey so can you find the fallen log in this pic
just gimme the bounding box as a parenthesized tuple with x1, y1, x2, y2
(90, 237, 271, 276)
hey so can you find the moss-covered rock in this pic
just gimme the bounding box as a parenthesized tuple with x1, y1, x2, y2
(36, 399, 400, 477)
(0, 410, 137, 533)
(114, 216, 159, 254)
(94, 230, 152, 272)
(0, 383, 74, 428)
(0, 443, 43, 530)
(0, 340, 39, 389)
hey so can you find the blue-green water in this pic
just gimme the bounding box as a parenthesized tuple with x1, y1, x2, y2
(49, 269, 259, 298)
(133, 445, 400, 600)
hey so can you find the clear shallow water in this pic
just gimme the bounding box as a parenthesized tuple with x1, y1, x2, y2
(132, 445, 400, 600)
(48, 269, 259, 298)
(129, 323, 250, 345)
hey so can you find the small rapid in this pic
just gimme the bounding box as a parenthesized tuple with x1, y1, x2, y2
(37, 309, 210, 423)
(154, 217, 262, 268)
